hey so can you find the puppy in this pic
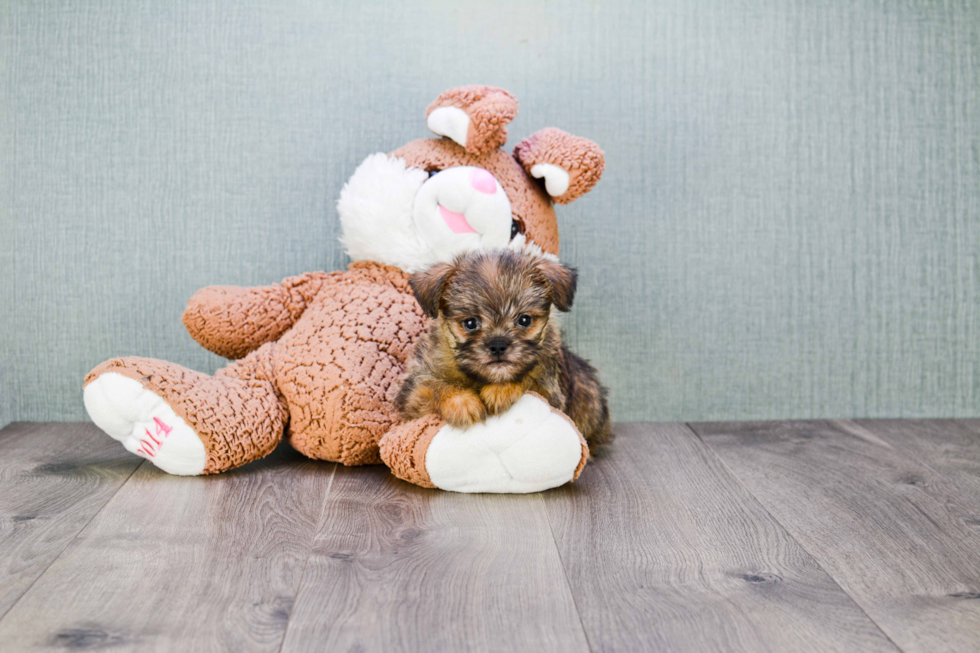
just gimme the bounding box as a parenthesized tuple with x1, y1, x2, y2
(395, 249, 612, 449)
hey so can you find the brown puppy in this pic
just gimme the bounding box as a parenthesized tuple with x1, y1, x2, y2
(396, 249, 612, 449)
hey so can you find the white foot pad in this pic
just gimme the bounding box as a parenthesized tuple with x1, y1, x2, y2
(425, 394, 585, 493)
(83, 373, 207, 475)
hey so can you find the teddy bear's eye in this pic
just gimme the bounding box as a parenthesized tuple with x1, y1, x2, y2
(462, 318, 479, 331)
(510, 220, 520, 239)
(517, 314, 532, 328)
(428, 169, 440, 178)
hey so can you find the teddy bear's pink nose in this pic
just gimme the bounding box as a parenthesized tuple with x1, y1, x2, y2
(470, 168, 497, 194)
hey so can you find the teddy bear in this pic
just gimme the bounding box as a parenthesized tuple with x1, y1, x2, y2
(83, 85, 605, 493)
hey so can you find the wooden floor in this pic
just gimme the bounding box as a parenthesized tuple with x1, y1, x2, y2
(1, 420, 979, 652)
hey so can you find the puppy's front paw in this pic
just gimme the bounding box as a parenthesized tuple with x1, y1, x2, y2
(480, 383, 526, 416)
(438, 387, 486, 429)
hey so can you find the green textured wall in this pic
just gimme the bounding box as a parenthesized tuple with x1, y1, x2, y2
(1, 0, 978, 426)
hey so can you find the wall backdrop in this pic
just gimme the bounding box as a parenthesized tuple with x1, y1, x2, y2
(2, 0, 978, 426)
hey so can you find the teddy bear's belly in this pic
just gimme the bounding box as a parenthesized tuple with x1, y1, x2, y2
(272, 282, 426, 465)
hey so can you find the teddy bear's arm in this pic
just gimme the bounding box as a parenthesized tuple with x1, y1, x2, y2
(380, 394, 590, 493)
(182, 271, 331, 360)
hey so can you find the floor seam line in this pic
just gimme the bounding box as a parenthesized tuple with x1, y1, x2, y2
(834, 418, 961, 489)
(543, 494, 595, 653)
(683, 422, 907, 653)
(277, 462, 338, 653)
(0, 458, 146, 625)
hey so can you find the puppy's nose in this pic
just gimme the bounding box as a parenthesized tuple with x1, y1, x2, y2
(487, 338, 509, 357)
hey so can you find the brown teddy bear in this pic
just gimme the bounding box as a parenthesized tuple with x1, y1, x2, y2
(83, 86, 605, 493)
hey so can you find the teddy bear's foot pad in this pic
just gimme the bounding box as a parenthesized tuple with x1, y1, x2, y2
(425, 394, 586, 493)
(83, 373, 206, 475)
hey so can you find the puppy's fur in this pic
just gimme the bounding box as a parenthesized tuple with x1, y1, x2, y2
(396, 250, 612, 449)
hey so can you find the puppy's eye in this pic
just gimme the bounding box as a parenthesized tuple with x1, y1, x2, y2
(428, 169, 440, 178)
(517, 314, 532, 328)
(462, 318, 479, 331)
(510, 220, 520, 239)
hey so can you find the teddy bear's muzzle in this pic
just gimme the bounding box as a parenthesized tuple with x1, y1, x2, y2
(413, 165, 513, 260)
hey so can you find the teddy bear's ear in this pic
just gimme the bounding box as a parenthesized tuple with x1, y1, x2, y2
(514, 128, 605, 204)
(426, 86, 518, 155)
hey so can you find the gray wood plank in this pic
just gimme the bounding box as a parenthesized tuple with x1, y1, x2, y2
(692, 419, 980, 653)
(847, 418, 980, 510)
(0, 422, 143, 621)
(0, 435, 335, 652)
(280, 464, 590, 653)
(544, 423, 897, 652)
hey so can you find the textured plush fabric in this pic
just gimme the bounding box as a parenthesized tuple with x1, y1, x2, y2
(274, 262, 425, 465)
(379, 414, 443, 488)
(182, 272, 331, 361)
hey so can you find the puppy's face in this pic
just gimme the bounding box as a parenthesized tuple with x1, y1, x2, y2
(411, 251, 577, 384)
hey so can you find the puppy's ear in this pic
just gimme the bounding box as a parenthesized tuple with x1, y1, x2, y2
(410, 263, 455, 318)
(535, 258, 578, 312)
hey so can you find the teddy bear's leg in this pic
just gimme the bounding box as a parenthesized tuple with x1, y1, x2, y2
(83, 343, 287, 475)
(379, 393, 589, 493)
(281, 336, 402, 467)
